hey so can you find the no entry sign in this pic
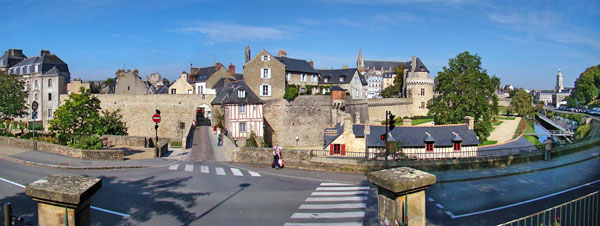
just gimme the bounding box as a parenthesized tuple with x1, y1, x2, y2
(152, 113, 161, 123)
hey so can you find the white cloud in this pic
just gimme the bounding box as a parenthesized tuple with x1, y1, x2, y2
(178, 21, 289, 43)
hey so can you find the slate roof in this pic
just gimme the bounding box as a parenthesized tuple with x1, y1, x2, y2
(318, 68, 367, 85)
(148, 85, 169, 94)
(0, 49, 27, 68)
(212, 77, 235, 89)
(9, 52, 69, 75)
(366, 124, 478, 148)
(364, 57, 429, 73)
(43, 66, 60, 75)
(211, 80, 264, 105)
(275, 57, 318, 74)
(188, 66, 219, 83)
(323, 123, 343, 147)
(234, 73, 244, 81)
(331, 86, 346, 91)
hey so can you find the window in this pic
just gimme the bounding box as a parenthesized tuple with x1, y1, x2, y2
(300, 88, 306, 93)
(238, 89, 246, 98)
(239, 104, 246, 113)
(426, 143, 434, 152)
(171, 89, 176, 94)
(48, 79, 52, 87)
(420, 102, 426, 109)
(420, 88, 425, 96)
(34, 93, 38, 101)
(301, 74, 307, 82)
(286, 73, 291, 81)
(127, 86, 130, 91)
(35, 64, 39, 73)
(324, 78, 329, 83)
(262, 55, 270, 61)
(26, 81, 30, 90)
(239, 122, 246, 132)
(453, 142, 461, 151)
(339, 77, 344, 82)
(188, 89, 192, 94)
(26, 66, 30, 74)
(34, 80, 38, 90)
(48, 109, 52, 118)
(333, 144, 341, 154)
(261, 68, 271, 79)
(48, 93, 52, 101)
(260, 85, 271, 96)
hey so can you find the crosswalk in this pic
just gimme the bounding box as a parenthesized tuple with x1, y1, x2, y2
(168, 164, 261, 177)
(284, 182, 370, 226)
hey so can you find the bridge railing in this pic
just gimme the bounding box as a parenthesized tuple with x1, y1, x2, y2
(498, 191, 599, 226)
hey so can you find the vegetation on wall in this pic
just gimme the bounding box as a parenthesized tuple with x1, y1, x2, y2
(284, 85, 299, 101)
(566, 64, 600, 107)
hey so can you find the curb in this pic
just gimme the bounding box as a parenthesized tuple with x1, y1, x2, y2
(436, 153, 600, 183)
(0, 155, 181, 171)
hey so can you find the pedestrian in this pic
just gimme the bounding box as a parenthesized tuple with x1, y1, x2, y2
(218, 132, 222, 146)
(224, 128, 228, 137)
(192, 120, 196, 127)
(272, 144, 283, 169)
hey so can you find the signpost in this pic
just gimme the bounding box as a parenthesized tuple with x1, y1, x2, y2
(31, 101, 38, 150)
(153, 110, 161, 157)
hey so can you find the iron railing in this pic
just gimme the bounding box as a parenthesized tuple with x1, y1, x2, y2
(498, 191, 599, 226)
(311, 149, 367, 158)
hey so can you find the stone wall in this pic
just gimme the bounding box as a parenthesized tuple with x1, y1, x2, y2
(367, 98, 414, 123)
(263, 96, 332, 147)
(60, 94, 215, 139)
(0, 136, 124, 160)
(101, 135, 178, 148)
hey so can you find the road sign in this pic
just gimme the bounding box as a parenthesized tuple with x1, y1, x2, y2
(152, 113, 161, 123)
(31, 101, 39, 111)
(32, 111, 37, 119)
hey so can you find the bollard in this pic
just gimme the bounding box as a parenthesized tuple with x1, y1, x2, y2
(4, 203, 11, 226)
(368, 167, 436, 226)
(25, 174, 101, 226)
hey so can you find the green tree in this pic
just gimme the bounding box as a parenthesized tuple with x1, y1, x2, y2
(510, 89, 535, 118)
(381, 65, 404, 98)
(50, 88, 101, 142)
(0, 72, 28, 130)
(97, 109, 128, 135)
(567, 64, 600, 107)
(427, 51, 500, 141)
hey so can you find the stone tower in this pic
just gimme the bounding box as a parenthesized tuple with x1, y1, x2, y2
(555, 68, 564, 92)
(404, 56, 434, 117)
(357, 48, 364, 70)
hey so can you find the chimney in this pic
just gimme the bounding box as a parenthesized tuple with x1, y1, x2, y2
(411, 56, 416, 72)
(464, 116, 474, 130)
(277, 50, 287, 57)
(245, 46, 251, 63)
(181, 72, 188, 81)
(343, 113, 353, 134)
(342, 65, 349, 69)
(355, 112, 361, 123)
(215, 62, 222, 69)
(228, 64, 235, 76)
(40, 49, 50, 56)
(308, 60, 314, 67)
(403, 118, 412, 126)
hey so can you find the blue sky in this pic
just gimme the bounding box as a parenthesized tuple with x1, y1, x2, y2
(0, 0, 598, 89)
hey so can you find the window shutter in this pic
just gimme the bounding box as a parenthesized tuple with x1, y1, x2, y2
(330, 144, 334, 155)
(341, 144, 345, 155)
(268, 85, 272, 96)
(268, 68, 271, 78)
(259, 85, 263, 96)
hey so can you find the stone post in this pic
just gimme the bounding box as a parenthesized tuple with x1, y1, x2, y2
(25, 174, 102, 226)
(368, 167, 436, 226)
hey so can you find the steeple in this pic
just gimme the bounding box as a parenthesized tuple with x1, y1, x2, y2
(556, 68, 564, 92)
(357, 48, 364, 69)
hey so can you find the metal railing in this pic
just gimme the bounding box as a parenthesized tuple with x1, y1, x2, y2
(498, 191, 599, 226)
(311, 149, 367, 159)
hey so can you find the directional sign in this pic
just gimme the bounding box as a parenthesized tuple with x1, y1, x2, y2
(31, 101, 39, 111)
(152, 113, 161, 123)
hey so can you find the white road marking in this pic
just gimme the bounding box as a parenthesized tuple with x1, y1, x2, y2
(284, 223, 362, 226)
(306, 196, 368, 202)
(320, 182, 354, 186)
(248, 171, 261, 177)
(184, 164, 194, 172)
(0, 177, 130, 218)
(316, 186, 369, 191)
(427, 197, 435, 202)
(311, 191, 369, 196)
(446, 211, 456, 218)
(200, 165, 209, 174)
(168, 164, 179, 170)
(436, 203, 444, 209)
(231, 168, 243, 176)
(215, 167, 226, 175)
(299, 203, 366, 209)
(448, 179, 600, 219)
(291, 211, 365, 219)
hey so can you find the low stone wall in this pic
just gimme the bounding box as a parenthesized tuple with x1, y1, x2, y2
(158, 143, 169, 157)
(101, 135, 178, 148)
(0, 136, 124, 161)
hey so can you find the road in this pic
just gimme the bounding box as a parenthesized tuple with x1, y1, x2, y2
(0, 125, 598, 225)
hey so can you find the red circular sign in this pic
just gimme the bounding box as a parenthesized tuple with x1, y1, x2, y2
(152, 114, 161, 123)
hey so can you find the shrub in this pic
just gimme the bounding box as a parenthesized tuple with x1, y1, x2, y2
(70, 136, 102, 150)
(245, 131, 258, 147)
(284, 85, 299, 101)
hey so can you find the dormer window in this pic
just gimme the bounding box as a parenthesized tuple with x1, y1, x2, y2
(453, 142, 461, 151)
(238, 89, 246, 98)
(339, 77, 344, 82)
(451, 132, 462, 151)
(324, 78, 329, 83)
(426, 143, 434, 152)
(262, 55, 270, 61)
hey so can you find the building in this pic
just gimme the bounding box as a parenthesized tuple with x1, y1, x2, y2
(366, 75, 382, 98)
(211, 81, 264, 143)
(6, 49, 70, 129)
(556, 68, 564, 92)
(382, 73, 396, 90)
(243, 48, 286, 100)
(188, 63, 235, 95)
(114, 69, 149, 95)
(0, 49, 27, 72)
(66, 79, 90, 94)
(274, 50, 320, 94)
(318, 68, 368, 98)
(534, 90, 554, 105)
(169, 72, 195, 94)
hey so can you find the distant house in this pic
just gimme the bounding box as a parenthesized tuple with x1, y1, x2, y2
(274, 50, 320, 94)
(366, 75, 382, 98)
(317, 68, 368, 98)
(211, 81, 264, 141)
(188, 63, 236, 94)
(66, 79, 90, 94)
(114, 69, 149, 95)
(0, 49, 27, 72)
(243, 49, 286, 99)
(169, 72, 195, 94)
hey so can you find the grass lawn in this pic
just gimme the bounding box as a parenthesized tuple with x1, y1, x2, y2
(496, 116, 516, 120)
(492, 120, 503, 126)
(522, 119, 541, 145)
(479, 140, 498, 146)
(412, 118, 434, 125)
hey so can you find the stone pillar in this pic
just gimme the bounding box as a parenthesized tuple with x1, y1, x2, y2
(25, 174, 102, 226)
(402, 119, 412, 126)
(368, 167, 436, 226)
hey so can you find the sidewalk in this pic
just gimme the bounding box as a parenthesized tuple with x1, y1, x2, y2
(0, 144, 178, 170)
(206, 126, 232, 162)
(432, 145, 600, 182)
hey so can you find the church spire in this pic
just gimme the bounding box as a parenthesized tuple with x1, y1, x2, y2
(556, 68, 564, 92)
(357, 48, 364, 69)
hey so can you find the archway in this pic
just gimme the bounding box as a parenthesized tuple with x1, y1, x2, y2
(196, 104, 212, 126)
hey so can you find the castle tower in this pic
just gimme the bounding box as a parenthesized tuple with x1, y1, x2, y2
(555, 68, 564, 92)
(357, 48, 364, 70)
(404, 56, 434, 117)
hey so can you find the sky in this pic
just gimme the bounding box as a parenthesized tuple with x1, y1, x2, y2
(0, 0, 598, 90)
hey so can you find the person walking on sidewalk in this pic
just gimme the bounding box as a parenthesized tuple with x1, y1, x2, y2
(272, 144, 283, 169)
(217, 132, 222, 146)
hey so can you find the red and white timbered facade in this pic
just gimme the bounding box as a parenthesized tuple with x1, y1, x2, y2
(224, 103, 264, 138)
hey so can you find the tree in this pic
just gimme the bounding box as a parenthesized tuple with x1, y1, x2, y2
(427, 51, 500, 141)
(50, 88, 102, 143)
(567, 64, 600, 107)
(97, 109, 128, 135)
(0, 72, 28, 130)
(510, 89, 534, 118)
(381, 65, 404, 98)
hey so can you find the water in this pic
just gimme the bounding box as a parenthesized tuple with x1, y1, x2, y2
(534, 122, 549, 142)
